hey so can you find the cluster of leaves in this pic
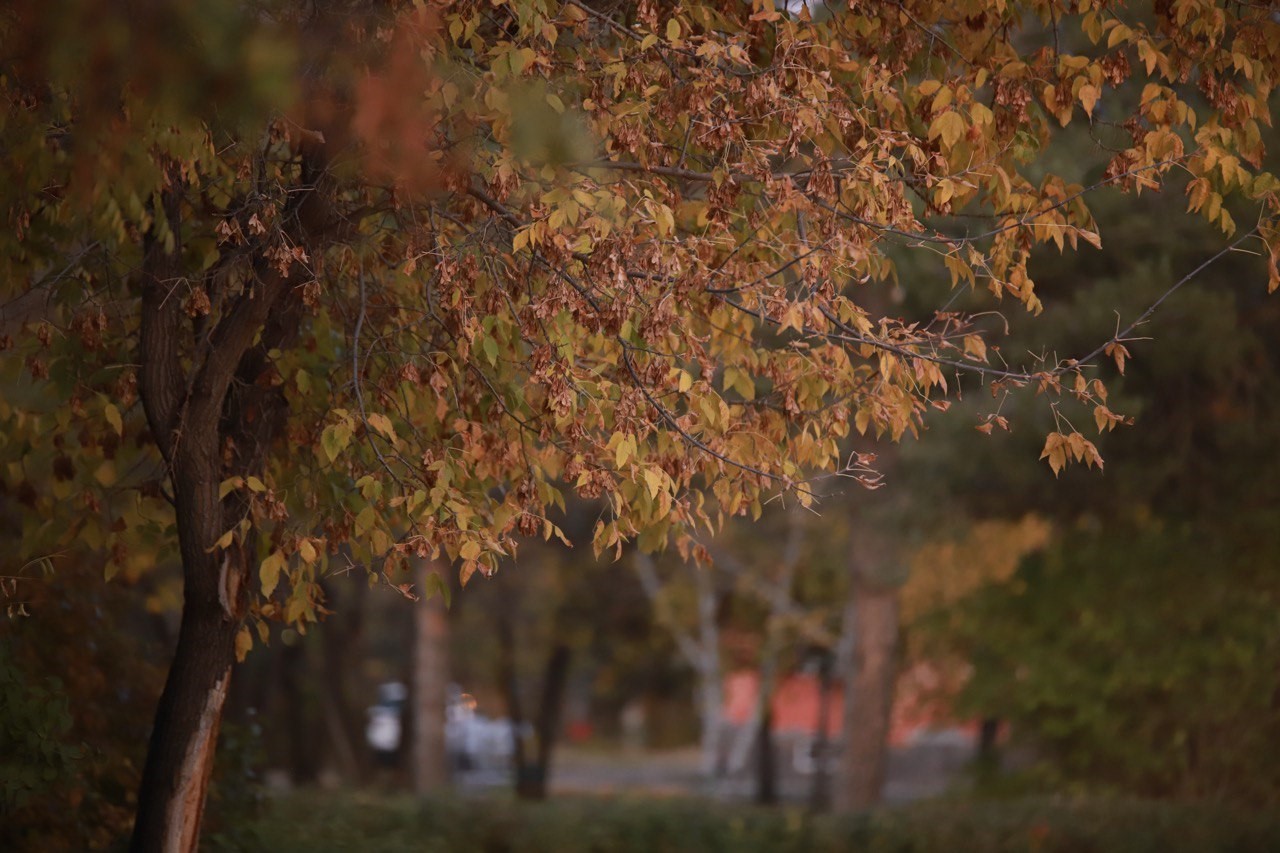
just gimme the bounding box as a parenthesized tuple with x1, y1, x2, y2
(2, 0, 1278, 646)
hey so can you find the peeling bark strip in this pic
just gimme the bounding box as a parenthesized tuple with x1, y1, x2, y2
(216, 553, 240, 621)
(164, 671, 229, 853)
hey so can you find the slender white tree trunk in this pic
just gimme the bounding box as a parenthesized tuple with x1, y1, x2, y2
(634, 553, 724, 780)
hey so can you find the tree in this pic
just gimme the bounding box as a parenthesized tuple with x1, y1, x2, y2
(3, 0, 1279, 845)
(900, 179, 1280, 804)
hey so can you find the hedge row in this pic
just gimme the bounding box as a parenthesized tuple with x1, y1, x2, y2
(214, 792, 1280, 853)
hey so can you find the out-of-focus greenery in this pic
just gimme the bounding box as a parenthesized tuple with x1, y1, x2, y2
(216, 791, 1280, 853)
(929, 520, 1280, 805)
(0, 645, 79, 818)
(0, 559, 166, 850)
(896, 140, 1280, 804)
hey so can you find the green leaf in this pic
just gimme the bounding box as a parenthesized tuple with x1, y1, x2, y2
(321, 421, 353, 464)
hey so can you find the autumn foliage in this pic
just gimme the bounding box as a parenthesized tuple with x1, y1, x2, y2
(2, 0, 1280, 844)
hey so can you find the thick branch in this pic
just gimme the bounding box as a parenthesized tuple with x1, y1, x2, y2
(139, 187, 188, 462)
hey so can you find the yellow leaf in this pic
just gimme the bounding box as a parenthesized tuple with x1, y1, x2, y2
(653, 203, 675, 237)
(964, 335, 987, 362)
(104, 403, 123, 436)
(643, 467, 665, 500)
(354, 506, 376, 538)
(93, 460, 116, 487)
(1078, 84, 1100, 117)
(614, 433, 635, 468)
(260, 550, 286, 597)
(666, 18, 681, 42)
(928, 110, 966, 149)
(211, 527, 236, 552)
(245, 476, 267, 493)
(459, 539, 482, 562)
(235, 627, 253, 663)
(1104, 342, 1129, 375)
(299, 539, 318, 564)
(367, 412, 397, 442)
(1039, 432, 1066, 477)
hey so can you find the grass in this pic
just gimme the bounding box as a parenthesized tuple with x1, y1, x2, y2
(207, 789, 1280, 853)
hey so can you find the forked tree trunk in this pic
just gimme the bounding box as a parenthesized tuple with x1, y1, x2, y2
(836, 518, 902, 812)
(131, 169, 312, 849)
(411, 561, 450, 795)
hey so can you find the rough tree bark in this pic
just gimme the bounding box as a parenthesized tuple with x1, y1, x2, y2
(130, 157, 324, 849)
(836, 514, 903, 812)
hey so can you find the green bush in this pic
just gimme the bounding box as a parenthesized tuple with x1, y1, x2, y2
(225, 792, 1280, 853)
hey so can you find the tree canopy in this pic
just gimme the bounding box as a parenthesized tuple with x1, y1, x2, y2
(2, 0, 1279, 847)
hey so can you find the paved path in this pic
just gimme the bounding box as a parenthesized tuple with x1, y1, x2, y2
(543, 734, 976, 804)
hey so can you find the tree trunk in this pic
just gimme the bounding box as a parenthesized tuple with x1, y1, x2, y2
(130, 436, 252, 851)
(810, 649, 835, 812)
(496, 607, 532, 793)
(755, 702, 777, 805)
(836, 519, 902, 812)
(318, 575, 370, 785)
(632, 552, 724, 781)
(693, 561, 724, 781)
(130, 593, 238, 852)
(524, 642, 571, 800)
(410, 561, 450, 796)
(281, 639, 320, 785)
(131, 169, 307, 848)
(698, 670, 725, 781)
